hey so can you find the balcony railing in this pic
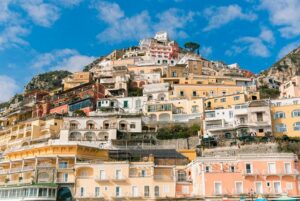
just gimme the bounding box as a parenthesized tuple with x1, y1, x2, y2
(154, 175, 174, 181)
(56, 178, 75, 183)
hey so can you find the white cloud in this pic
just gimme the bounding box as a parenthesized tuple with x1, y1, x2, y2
(203, 4, 256, 31)
(200, 46, 212, 57)
(32, 49, 96, 72)
(55, 0, 82, 7)
(20, 0, 60, 27)
(93, 1, 197, 43)
(237, 37, 270, 57)
(0, 25, 30, 50)
(0, 0, 14, 23)
(0, 75, 19, 103)
(277, 41, 300, 59)
(226, 28, 274, 58)
(260, 0, 300, 38)
(154, 8, 196, 39)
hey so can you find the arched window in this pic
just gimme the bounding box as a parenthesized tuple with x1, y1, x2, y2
(69, 132, 81, 141)
(293, 122, 300, 131)
(275, 123, 287, 132)
(84, 132, 96, 141)
(154, 186, 159, 197)
(274, 111, 285, 119)
(292, 109, 300, 117)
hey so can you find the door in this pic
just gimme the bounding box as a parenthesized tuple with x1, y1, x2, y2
(284, 163, 291, 174)
(132, 186, 138, 197)
(235, 182, 243, 194)
(255, 182, 263, 194)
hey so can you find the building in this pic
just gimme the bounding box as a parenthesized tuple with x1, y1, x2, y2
(271, 98, 300, 137)
(63, 72, 92, 91)
(188, 153, 300, 199)
(205, 91, 260, 110)
(280, 76, 300, 98)
(203, 100, 272, 138)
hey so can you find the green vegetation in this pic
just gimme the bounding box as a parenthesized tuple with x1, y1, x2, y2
(259, 85, 280, 99)
(0, 94, 24, 109)
(128, 80, 143, 97)
(25, 70, 71, 92)
(184, 42, 200, 54)
(277, 135, 300, 155)
(73, 110, 86, 117)
(156, 124, 200, 139)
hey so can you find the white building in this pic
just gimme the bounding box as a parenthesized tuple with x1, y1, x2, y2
(143, 83, 170, 101)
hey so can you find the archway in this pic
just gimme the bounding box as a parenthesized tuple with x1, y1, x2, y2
(57, 187, 72, 201)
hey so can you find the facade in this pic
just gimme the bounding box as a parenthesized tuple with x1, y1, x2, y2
(188, 153, 300, 199)
(63, 72, 92, 91)
(203, 100, 272, 138)
(280, 76, 300, 98)
(271, 98, 300, 137)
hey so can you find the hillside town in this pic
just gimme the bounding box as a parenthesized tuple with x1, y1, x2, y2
(0, 32, 300, 201)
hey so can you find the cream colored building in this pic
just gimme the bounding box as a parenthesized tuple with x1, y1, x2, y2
(280, 76, 300, 98)
(63, 72, 92, 91)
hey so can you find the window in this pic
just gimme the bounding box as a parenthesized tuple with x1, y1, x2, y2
(268, 163, 276, 174)
(255, 182, 263, 194)
(276, 123, 287, 132)
(259, 129, 264, 133)
(192, 91, 197, 97)
(286, 182, 293, 191)
(80, 187, 84, 197)
(180, 91, 184, 96)
(182, 186, 189, 194)
(116, 170, 122, 179)
(154, 186, 159, 197)
(100, 170, 106, 180)
(144, 186, 150, 197)
(123, 101, 128, 108)
(220, 98, 226, 102)
(95, 187, 100, 197)
(205, 166, 211, 173)
(115, 186, 121, 197)
(163, 185, 169, 193)
(234, 96, 240, 101)
(284, 163, 291, 174)
(171, 71, 177, 77)
(274, 111, 285, 119)
(230, 166, 235, 173)
(63, 173, 68, 182)
(132, 186, 138, 197)
(222, 91, 226, 96)
(245, 163, 252, 174)
(292, 109, 300, 117)
(235, 182, 243, 194)
(214, 182, 222, 194)
(130, 124, 136, 129)
(59, 162, 68, 169)
(191, 106, 198, 113)
(177, 171, 187, 182)
(274, 182, 281, 193)
(257, 112, 263, 122)
(294, 122, 300, 131)
(141, 170, 146, 177)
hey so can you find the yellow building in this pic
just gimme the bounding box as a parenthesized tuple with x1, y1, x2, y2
(204, 91, 260, 110)
(171, 84, 250, 100)
(0, 116, 63, 152)
(271, 98, 300, 137)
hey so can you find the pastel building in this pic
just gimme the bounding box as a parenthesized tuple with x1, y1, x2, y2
(203, 100, 272, 138)
(271, 98, 300, 137)
(280, 76, 300, 98)
(188, 153, 300, 199)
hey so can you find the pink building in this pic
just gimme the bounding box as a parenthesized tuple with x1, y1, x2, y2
(188, 153, 300, 199)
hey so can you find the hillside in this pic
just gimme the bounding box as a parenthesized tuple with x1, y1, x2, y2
(25, 70, 71, 92)
(261, 46, 300, 83)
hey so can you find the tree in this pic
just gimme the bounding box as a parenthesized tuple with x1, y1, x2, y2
(184, 42, 200, 54)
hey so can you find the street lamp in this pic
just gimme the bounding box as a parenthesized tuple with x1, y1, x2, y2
(248, 189, 256, 201)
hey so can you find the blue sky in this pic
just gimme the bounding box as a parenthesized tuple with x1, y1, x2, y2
(1, 0, 300, 102)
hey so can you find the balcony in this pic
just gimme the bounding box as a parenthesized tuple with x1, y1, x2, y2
(0, 169, 9, 175)
(112, 175, 127, 182)
(10, 167, 22, 173)
(95, 176, 110, 182)
(154, 175, 174, 181)
(56, 177, 75, 183)
(242, 170, 260, 178)
(23, 166, 34, 172)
